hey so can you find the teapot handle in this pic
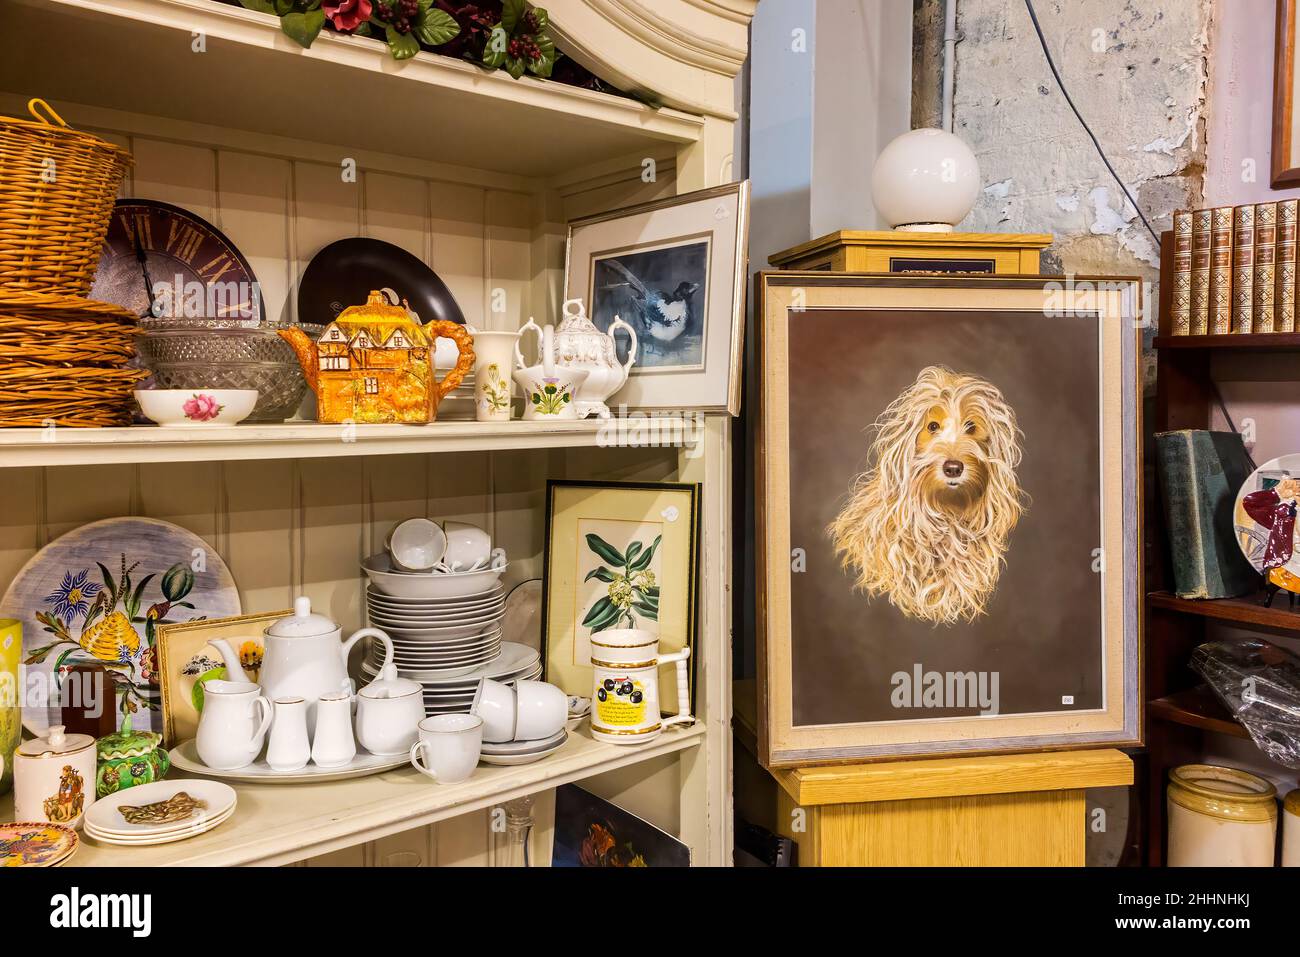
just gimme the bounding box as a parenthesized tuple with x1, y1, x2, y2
(608, 314, 638, 374)
(344, 627, 394, 676)
(515, 318, 542, 371)
(658, 647, 693, 729)
(426, 321, 475, 405)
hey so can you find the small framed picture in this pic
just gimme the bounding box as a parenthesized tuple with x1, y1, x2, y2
(156, 610, 289, 747)
(541, 480, 700, 706)
(564, 182, 749, 414)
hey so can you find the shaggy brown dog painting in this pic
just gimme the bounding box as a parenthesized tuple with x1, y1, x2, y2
(828, 366, 1027, 625)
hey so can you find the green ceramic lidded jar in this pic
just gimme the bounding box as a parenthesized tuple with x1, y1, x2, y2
(95, 715, 170, 798)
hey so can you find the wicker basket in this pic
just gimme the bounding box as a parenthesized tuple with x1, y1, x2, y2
(0, 291, 146, 427)
(0, 99, 132, 296)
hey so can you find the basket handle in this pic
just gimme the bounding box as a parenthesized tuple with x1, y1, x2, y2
(26, 98, 70, 128)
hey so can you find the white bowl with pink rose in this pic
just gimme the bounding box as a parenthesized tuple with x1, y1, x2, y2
(135, 389, 259, 427)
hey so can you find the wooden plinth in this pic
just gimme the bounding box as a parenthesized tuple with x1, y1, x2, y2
(767, 230, 1053, 275)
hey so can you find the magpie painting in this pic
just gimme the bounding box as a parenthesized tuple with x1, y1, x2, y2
(591, 239, 709, 369)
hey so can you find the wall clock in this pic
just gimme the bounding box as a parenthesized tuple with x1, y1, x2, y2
(90, 199, 263, 324)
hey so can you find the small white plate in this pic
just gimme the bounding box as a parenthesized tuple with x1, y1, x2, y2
(86, 779, 237, 837)
(479, 729, 568, 755)
(86, 806, 235, 845)
(479, 732, 568, 766)
(366, 584, 504, 606)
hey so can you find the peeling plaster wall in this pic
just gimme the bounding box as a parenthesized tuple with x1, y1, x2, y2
(946, 0, 1210, 278)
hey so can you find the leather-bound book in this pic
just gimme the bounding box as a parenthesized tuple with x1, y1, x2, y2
(1171, 210, 1192, 335)
(1208, 206, 1235, 335)
(1254, 202, 1277, 333)
(1232, 204, 1254, 333)
(1190, 208, 1212, 335)
(1279, 199, 1298, 333)
(1155, 430, 1258, 600)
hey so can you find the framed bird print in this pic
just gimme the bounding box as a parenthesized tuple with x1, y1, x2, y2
(755, 273, 1142, 767)
(564, 182, 749, 415)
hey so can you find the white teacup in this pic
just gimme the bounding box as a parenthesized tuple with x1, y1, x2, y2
(515, 679, 568, 741)
(387, 518, 447, 572)
(409, 714, 483, 784)
(443, 521, 493, 571)
(472, 678, 517, 743)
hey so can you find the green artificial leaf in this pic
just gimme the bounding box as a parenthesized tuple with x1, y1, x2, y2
(501, 0, 526, 32)
(416, 8, 460, 46)
(482, 25, 509, 66)
(281, 8, 326, 48)
(585, 533, 626, 568)
(505, 56, 526, 79)
(238, 0, 278, 13)
(532, 6, 549, 31)
(274, 0, 295, 15)
(418, 0, 432, 9)
(529, 34, 555, 77)
(355, 21, 372, 36)
(584, 566, 617, 583)
(386, 24, 421, 59)
(582, 596, 623, 633)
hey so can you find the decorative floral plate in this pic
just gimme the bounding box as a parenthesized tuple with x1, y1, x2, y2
(0, 822, 78, 867)
(1233, 453, 1300, 590)
(5, 517, 241, 736)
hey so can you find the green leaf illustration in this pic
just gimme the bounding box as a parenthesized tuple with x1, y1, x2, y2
(585, 533, 626, 568)
(624, 541, 643, 567)
(584, 566, 617, 583)
(582, 596, 623, 633)
(631, 599, 659, 621)
(628, 534, 661, 572)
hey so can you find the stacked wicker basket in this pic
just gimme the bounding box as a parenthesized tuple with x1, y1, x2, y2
(0, 99, 142, 427)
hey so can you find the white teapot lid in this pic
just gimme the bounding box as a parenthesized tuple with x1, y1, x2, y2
(265, 596, 338, 638)
(358, 663, 422, 699)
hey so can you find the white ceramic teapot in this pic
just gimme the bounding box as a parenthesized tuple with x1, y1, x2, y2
(547, 299, 637, 419)
(211, 596, 394, 731)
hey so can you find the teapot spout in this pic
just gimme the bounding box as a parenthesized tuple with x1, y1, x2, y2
(209, 638, 251, 684)
(277, 327, 319, 394)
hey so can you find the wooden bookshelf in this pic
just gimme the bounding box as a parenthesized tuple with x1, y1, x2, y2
(1147, 686, 1248, 740)
(1153, 333, 1300, 351)
(1147, 590, 1300, 634)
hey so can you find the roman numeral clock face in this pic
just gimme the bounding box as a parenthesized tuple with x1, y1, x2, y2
(90, 200, 262, 323)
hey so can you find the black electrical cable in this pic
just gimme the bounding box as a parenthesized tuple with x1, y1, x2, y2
(1023, 0, 1161, 246)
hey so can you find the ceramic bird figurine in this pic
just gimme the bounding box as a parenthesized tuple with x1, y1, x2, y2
(601, 259, 699, 349)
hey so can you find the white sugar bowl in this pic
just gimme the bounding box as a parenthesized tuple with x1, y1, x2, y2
(355, 664, 425, 756)
(13, 725, 98, 830)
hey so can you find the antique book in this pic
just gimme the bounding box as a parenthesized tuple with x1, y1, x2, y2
(1232, 204, 1254, 333)
(1253, 202, 1277, 333)
(1171, 210, 1193, 334)
(1189, 208, 1213, 335)
(1208, 206, 1235, 335)
(1278, 199, 1298, 333)
(1155, 430, 1258, 600)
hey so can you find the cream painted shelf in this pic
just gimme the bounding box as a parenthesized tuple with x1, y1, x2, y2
(0, 418, 662, 467)
(0, 724, 705, 866)
(1, 0, 703, 178)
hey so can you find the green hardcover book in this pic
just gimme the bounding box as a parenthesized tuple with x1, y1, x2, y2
(1155, 430, 1258, 599)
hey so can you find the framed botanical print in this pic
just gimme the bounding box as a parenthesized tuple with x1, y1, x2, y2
(156, 610, 289, 747)
(564, 182, 749, 414)
(756, 273, 1142, 767)
(542, 480, 700, 708)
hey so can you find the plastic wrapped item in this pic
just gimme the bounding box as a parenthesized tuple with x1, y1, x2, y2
(1191, 638, 1300, 769)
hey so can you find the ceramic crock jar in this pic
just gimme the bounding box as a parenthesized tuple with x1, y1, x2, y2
(1283, 788, 1300, 866)
(13, 725, 97, 829)
(95, 715, 170, 798)
(1167, 764, 1277, 867)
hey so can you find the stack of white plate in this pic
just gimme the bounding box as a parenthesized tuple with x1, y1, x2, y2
(84, 780, 237, 847)
(361, 641, 541, 715)
(365, 583, 506, 679)
(480, 729, 568, 766)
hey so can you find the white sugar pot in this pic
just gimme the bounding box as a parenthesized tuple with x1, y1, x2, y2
(211, 596, 394, 731)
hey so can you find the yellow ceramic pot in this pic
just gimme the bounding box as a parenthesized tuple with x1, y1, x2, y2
(1167, 764, 1277, 867)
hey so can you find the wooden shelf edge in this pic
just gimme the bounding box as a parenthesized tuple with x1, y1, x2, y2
(1154, 333, 1300, 350)
(1147, 687, 1248, 740)
(1147, 590, 1300, 633)
(771, 748, 1134, 807)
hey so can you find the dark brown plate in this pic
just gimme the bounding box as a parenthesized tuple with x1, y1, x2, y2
(298, 238, 466, 327)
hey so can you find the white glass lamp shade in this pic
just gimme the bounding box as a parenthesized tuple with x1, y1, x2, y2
(871, 128, 982, 232)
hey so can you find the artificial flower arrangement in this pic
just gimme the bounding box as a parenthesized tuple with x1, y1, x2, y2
(236, 0, 556, 77)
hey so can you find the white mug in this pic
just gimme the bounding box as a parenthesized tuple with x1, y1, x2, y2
(471, 677, 517, 743)
(409, 714, 482, 784)
(514, 679, 567, 741)
(196, 679, 273, 771)
(311, 691, 357, 768)
(266, 696, 311, 772)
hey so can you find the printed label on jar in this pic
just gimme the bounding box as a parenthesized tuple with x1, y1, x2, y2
(594, 675, 649, 726)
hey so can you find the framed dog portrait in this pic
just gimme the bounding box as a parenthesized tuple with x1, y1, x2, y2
(564, 182, 749, 415)
(756, 273, 1142, 767)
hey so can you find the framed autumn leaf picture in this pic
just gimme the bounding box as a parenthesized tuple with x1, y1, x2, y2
(542, 480, 700, 708)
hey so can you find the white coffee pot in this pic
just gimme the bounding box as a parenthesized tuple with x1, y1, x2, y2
(211, 596, 394, 730)
(547, 299, 637, 419)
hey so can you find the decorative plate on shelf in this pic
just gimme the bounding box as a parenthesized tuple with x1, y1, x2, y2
(0, 822, 78, 867)
(91, 200, 263, 325)
(1233, 453, 1300, 593)
(298, 237, 466, 329)
(4, 518, 241, 737)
